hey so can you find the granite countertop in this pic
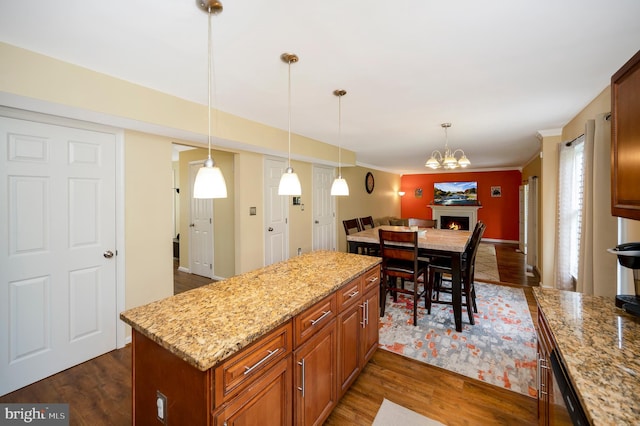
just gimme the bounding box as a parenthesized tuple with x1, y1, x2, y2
(120, 251, 380, 371)
(533, 287, 640, 425)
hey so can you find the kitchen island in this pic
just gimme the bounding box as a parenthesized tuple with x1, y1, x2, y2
(534, 287, 640, 425)
(120, 251, 381, 425)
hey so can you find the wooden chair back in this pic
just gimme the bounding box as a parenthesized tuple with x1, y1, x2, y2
(343, 218, 362, 235)
(378, 229, 427, 325)
(408, 218, 437, 228)
(359, 216, 375, 229)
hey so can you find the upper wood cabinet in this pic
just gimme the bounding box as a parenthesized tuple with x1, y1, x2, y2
(611, 49, 640, 220)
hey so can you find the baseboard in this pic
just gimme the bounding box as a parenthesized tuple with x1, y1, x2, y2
(177, 266, 190, 273)
(482, 238, 519, 244)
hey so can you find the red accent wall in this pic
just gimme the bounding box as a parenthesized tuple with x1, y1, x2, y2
(401, 170, 522, 241)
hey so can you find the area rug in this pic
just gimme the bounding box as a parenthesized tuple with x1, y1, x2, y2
(372, 399, 445, 426)
(474, 243, 500, 282)
(378, 282, 537, 397)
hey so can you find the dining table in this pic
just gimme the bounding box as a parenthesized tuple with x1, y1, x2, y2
(346, 225, 472, 332)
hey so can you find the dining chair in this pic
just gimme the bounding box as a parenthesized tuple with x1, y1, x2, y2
(378, 229, 429, 326)
(408, 218, 438, 228)
(359, 216, 375, 229)
(343, 218, 362, 235)
(427, 221, 486, 325)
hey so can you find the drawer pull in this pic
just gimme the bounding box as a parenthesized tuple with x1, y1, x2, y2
(348, 290, 359, 298)
(368, 276, 379, 283)
(243, 348, 280, 376)
(310, 310, 332, 326)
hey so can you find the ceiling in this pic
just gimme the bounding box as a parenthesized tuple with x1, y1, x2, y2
(2, 0, 639, 174)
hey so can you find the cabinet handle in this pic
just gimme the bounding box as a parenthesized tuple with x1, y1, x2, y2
(368, 276, 379, 284)
(539, 357, 548, 396)
(365, 300, 369, 325)
(297, 359, 306, 398)
(360, 303, 366, 328)
(243, 349, 280, 376)
(348, 290, 359, 299)
(310, 310, 331, 326)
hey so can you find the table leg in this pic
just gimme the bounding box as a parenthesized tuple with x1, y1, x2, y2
(451, 252, 462, 332)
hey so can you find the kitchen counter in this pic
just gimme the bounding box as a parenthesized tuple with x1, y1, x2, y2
(120, 250, 380, 371)
(533, 287, 640, 425)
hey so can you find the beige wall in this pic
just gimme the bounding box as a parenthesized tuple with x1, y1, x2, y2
(336, 167, 402, 253)
(124, 131, 174, 312)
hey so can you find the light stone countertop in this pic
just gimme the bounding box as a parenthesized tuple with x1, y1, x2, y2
(533, 287, 640, 425)
(120, 251, 380, 371)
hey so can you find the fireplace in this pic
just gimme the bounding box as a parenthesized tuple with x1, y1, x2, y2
(428, 205, 482, 231)
(441, 216, 470, 231)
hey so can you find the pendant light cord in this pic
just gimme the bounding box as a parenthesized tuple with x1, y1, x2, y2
(287, 59, 292, 167)
(207, 10, 212, 162)
(337, 94, 342, 177)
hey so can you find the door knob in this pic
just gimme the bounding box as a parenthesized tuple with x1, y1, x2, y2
(314, 220, 319, 224)
(103, 250, 114, 259)
(189, 223, 195, 227)
(268, 227, 274, 232)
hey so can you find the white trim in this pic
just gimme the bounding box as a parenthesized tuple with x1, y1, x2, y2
(429, 205, 482, 230)
(482, 238, 519, 245)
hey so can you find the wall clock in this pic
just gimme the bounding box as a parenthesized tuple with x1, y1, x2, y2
(365, 172, 375, 194)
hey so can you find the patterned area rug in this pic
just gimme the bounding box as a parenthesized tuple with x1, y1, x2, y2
(474, 243, 500, 282)
(378, 282, 537, 397)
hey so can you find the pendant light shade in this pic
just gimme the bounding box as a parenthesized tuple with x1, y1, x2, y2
(331, 89, 349, 196)
(194, 158, 227, 198)
(193, 0, 227, 199)
(279, 166, 302, 195)
(278, 53, 302, 196)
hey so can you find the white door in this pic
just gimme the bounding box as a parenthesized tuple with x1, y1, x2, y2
(264, 157, 288, 265)
(312, 166, 335, 251)
(189, 162, 214, 278)
(0, 116, 117, 396)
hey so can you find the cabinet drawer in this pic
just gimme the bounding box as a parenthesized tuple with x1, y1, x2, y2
(336, 278, 362, 313)
(294, 294, 336, 347)
(213, 321, 292, 408)
(361, 265, 380, 293)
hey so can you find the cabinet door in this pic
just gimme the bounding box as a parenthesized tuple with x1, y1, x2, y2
(360, 287, 379, 365)
(213, 356, 292, 426)
(337, 302, 361, 397)
(294, 318, 337, 426)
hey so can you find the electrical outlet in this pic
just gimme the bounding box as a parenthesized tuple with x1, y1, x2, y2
(156, 390, 167, 424)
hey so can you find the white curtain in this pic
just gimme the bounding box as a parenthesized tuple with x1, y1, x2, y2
(555, 135, 584, 290)
(577, 113, 618, 296)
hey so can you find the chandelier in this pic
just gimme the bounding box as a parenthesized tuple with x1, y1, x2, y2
(425, 123, 470, 170)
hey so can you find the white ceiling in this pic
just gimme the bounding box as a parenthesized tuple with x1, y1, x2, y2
(2, 0, 639, 174)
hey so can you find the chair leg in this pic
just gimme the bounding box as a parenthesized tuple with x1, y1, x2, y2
(413, 290, 418, 326)
(379, 275, 387, 317)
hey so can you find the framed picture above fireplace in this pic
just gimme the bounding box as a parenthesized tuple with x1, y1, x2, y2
(433, 181, 478, 205)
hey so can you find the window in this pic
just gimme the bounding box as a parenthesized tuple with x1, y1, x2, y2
(556, 136, 585, 289)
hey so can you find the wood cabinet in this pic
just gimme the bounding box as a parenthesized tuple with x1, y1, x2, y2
(537, 307, 572, 425)
(611, 49, 640, 220)
(129, 263, 379, 426)
(337, 266, 380, 397)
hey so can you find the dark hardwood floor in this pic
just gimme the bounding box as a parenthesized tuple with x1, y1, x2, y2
(0, 246, 539, 425)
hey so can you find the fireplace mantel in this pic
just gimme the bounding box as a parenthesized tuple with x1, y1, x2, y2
(428, 205, 482, 230)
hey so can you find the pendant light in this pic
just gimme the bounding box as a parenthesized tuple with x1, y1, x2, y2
(278, 53, 302, 196)
(330, 89, 349, 196)
(193, 0, 227, 199)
